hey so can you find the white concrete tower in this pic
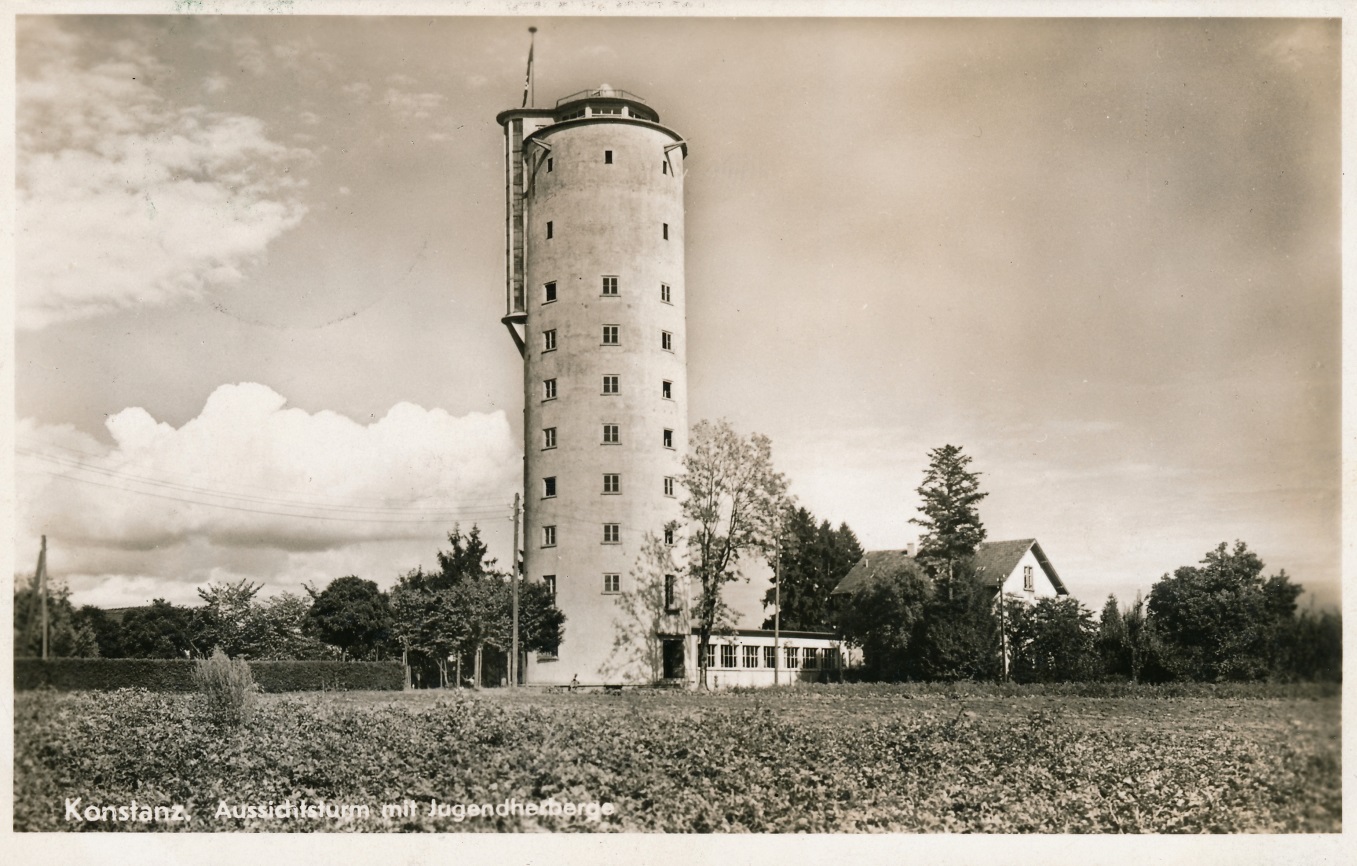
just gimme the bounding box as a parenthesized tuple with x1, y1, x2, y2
(498, 88, 688, 685)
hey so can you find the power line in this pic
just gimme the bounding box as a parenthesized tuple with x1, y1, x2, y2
(17, 447, 512, 515)
(15, 436, 514, 510)
(22, 465, 514, 525)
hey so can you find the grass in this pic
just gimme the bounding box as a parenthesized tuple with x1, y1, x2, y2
(13, 682, 1340, 833)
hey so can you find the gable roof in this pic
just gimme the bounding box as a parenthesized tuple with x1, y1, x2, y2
(971, 538, 1068, 595)
(830, 549, 917, 597)
(832, 540, 1068, 597)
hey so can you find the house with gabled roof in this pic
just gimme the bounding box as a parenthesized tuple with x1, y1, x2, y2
(832, 538, 1068, 602)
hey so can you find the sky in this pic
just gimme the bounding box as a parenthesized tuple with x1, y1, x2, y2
(10, 12, 1342, 623)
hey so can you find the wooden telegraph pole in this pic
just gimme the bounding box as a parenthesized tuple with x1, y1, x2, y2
(772, 527, 781, 687)
(38, 535, 49, 660)
(510, 493, 520, 688)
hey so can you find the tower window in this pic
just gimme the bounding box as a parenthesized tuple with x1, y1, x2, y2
(604, 150, 613, 164)
(543, 427, 556, 450)
(661, 331, 673, 352)
(543, 574, 556, 598)
(543, 379, 557, 401)
(544, 281, 557, 304)
(603, 473, 620, 494)
(662, 223, 669, 240)
(602, 423, 619, 444)
(543, 329, 557, 352)
(663, 476, 674, 497)
(546, 221, 553, 239)
(543, 476, 557, 498)
(660, 283, 671, 303)
(547, 157, 553, 172)
(602, 276, 619, 296)
(663, 527, 674, 545)
(602, 375, 619, 395)
(603, 523, 620, 544)
(603, 573, 620, 593)
(662, 380, 672, 399)
(664, 574, 677, 611)
(663, 428, 674, 449)
(662, 161, 669, 175)
(602, 325, 619, 346)
(1024, 565, 1034, 591)
(542, 526, 556, 548)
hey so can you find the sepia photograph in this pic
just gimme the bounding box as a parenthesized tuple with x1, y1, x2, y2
(5, 0, 1346, 856)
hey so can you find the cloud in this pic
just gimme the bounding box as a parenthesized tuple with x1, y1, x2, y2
(202, 74, 229, 95)
(17, 384, 521, 602)
(16, 20, 312, 329)
(384, 87, 445, 123)
(341, 81, 372, 102)
(297, 110, 321, 125)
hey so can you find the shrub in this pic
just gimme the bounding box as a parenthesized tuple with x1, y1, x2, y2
(192, 648, 258, 725)
(15, 657, 404, 692)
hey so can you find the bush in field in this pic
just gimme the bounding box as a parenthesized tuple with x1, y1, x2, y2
(193, 648, 257, 725)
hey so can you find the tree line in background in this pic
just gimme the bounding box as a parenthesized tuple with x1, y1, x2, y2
(829, 444, 1341, 684)
(13, 526, 564, 689)
(13, 429, 1340, 687)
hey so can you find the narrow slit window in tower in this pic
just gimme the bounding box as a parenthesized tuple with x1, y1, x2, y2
(543, 427, 556, 449)
(604, 150, 613, 164)
(662, 380, 672, 399)
(544, 281, 557, 303)
(543, 476, 557, 498)
(663, 428, 674, 449)
(546, 221, 553, 239)
(660, 283, 671, 303)
(543, 329, 556, 352)
(542, 526, 556, 548)
(543, 379, 557, 401)
(663, 476, 674, 497)
(662, 223, 668, 240)
(661, 331, 672, 351)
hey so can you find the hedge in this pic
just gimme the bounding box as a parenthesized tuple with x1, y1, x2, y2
(15, 658, 404, 693)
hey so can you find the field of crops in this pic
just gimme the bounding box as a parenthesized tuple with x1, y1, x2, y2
(13, 683, 1340, 833)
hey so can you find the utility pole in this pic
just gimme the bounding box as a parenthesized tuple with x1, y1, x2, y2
(38, 535, 49, 660)
(510, 493, 520, 688)
(772, 526, 781, 687)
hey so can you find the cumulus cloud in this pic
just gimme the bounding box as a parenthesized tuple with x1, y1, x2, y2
(16, 19, 312, 329)
(17, 383, 520, 559)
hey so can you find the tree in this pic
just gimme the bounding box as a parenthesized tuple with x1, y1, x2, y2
(306, 576, 392, 660)
(762, 507, 864, 631)
(1004, 596, 1099, 683)
(834, 557, 932, 681)
(194, 579, 264, 658)
(909, 563, 1000, 681)
(389, 526, 564, 688)
(909, 444, 988, 594)
(74, 605, 124, 658)
(250, 593, 335, 660)
(1148, 540, 1302, 681)
(680, 419, 791, 689)
(120, 599, 199, 658)
(1096, 594, 1130, 678)
(13, 572, 99, 658)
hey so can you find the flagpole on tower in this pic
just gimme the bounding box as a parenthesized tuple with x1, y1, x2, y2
(522, 27, 537, 109)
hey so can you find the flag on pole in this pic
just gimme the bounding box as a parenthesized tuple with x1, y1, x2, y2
(521, 28, 536, 108)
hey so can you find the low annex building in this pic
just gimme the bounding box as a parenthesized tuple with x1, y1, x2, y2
(832, 538, 1068, 602)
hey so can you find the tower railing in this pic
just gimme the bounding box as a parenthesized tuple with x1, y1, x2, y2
(554, 88, 647, 107)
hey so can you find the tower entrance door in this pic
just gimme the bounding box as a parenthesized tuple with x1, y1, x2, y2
(662, 639, 686, 680)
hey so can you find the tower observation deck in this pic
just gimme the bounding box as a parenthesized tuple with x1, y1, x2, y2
(498, 88, 690, 685)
